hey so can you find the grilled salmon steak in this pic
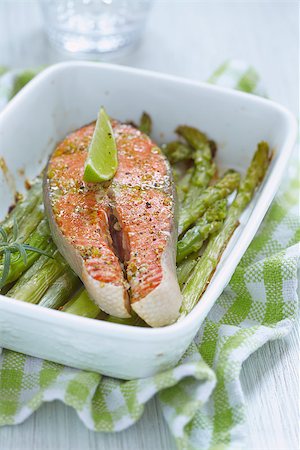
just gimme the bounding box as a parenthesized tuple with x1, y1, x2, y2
(44, 121, 182, 327)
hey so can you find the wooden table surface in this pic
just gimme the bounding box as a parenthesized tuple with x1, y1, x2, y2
(0, 1, 299, 449)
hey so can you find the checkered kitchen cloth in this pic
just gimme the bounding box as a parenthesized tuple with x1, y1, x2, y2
(0, 60, 299, 450)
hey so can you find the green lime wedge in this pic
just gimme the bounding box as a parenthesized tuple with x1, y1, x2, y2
(83, 107, 118, 183)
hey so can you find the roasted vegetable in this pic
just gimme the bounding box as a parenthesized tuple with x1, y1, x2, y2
(180, 142, 271, 316)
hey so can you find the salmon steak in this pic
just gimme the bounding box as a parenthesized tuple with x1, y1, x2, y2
(44, 120, 182, 327)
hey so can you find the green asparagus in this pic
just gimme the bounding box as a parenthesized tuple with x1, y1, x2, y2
(176, 253, 198, 289)
(63, 288, 147, 325)
(139, 112, 152, 135)
(176, 125, 207, 150)
(176, 199, 227, 263)
(180, 142, 270, 316)
(178, 170, 240, 235)
(176, 126, 216, 202)
(62, 288, 102, 318)
(162, 141, 193, 164)
(176, 167, 193, 204)
(176, 126, 215, 191)
(14, 203, 44, 242)
(6, 247, 63, 303)
(39, 269, 81, 309)
(2, 179, 43, 237)
(0, 219, 53, 287)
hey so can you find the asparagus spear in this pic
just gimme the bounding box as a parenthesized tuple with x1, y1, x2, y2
(178, 170, 240, 235)
(6, 248, 63, 304)
(62, 288, 148, 326)
(176, 253, 198, 289)
(62, 288, 102, 318)
(176, 125, 208, 150)
(176, 167, 193, 204)
(0, 219, 53, 287)
(176, 199, 227, 263)
(163, 132, 217, 167)
(176, 126, 216, 203)
(180, 142, 270, 316)
(39, 269, 81, 309)
(139, 112, 152, 135)
(2, 179, 43, 237)
(14, 203, 44, 243)
(162, 141, 193, 164)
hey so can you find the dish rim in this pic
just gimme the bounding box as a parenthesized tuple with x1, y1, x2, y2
(0, 61, 297, 340)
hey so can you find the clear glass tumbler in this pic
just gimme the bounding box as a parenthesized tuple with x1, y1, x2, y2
(40, 0, 153, 57)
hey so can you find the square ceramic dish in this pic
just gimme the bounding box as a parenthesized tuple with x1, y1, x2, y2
(0, 62, 296, 379)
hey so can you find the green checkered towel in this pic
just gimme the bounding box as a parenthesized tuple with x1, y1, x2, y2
(0, 61, 299, 450)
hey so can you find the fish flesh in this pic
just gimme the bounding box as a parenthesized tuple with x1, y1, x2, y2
(44, 121, 182, 327)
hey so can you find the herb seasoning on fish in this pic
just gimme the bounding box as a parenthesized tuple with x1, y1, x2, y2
(44, 121, 182, 327)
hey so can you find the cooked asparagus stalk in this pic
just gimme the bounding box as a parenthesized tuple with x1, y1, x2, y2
(180, 142, 270, 316)
(176, 199, 227, 263)
(176, 253, 198, 289)
(14, 203, 44, 243)
(63, 288, 148, 326)
(62, 288, 102, 318)
(6, 248, 63, 304)
(2, 179, 43, 237)
(162, 141, 193, 164)
(0, 219, 53, 287)
(176, 126, 215, 194)
(39, 269, 81, 309)
(179, 170, 240, 235)
(176, 125, 208, 150)
(176, 167, 193, 204)
(139, 112, 152, 135)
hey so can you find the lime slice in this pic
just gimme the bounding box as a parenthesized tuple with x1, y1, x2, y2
(83, 107, 118, 183)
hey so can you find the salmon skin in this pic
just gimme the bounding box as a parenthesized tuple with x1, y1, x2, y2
(44, 120, 182, 327)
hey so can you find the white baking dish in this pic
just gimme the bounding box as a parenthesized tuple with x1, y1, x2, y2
(0, 62, 296, 379)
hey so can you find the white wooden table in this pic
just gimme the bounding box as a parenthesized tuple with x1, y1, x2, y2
(0, 1, 299, 449)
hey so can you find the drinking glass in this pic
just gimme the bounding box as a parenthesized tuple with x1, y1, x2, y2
(40, 0, 153, 57)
